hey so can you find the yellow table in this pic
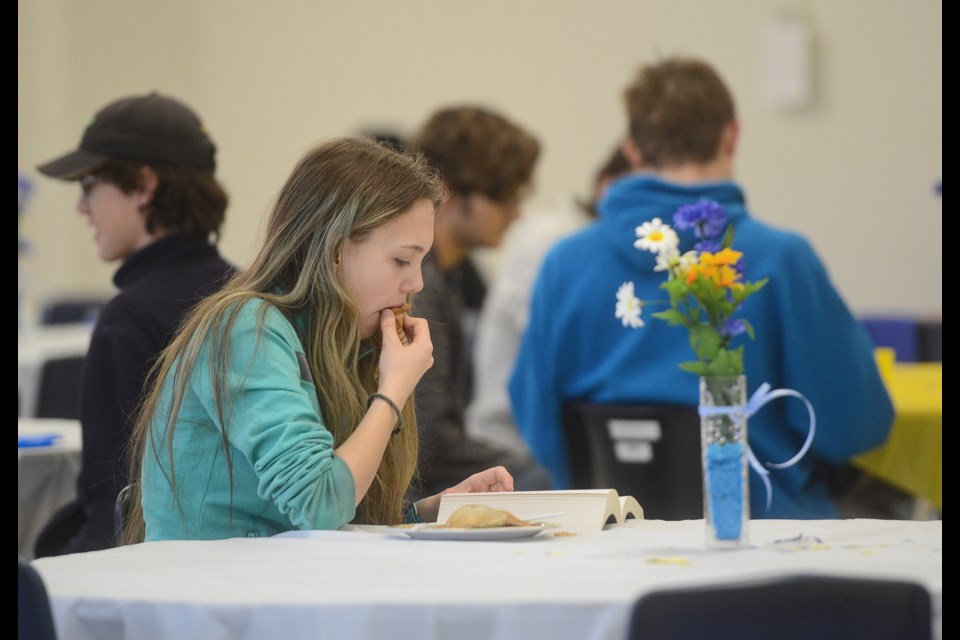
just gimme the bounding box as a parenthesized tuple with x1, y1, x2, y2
(853, 361, 942, 511)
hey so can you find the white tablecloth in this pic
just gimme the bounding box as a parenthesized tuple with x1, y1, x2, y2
(19, 418, 82, 560)
(31, 519, 941, 640)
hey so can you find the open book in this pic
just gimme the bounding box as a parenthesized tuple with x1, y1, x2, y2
(436, 489, 644, 534)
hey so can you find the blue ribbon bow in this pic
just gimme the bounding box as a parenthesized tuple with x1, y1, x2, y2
(698, 383, 816, 513)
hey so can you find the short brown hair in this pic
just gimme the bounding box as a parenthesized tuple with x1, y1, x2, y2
(96, 160, 228, 241)
(624, 58, 736, 168)
(412, 106, 540, 203)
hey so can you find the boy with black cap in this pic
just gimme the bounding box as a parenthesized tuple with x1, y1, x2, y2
(34, 92, 236, 556)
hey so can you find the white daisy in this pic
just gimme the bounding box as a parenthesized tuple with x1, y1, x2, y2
(615, 282, 644, 328)
(634, 218, 679, 255)
(653, 247, 680, 272)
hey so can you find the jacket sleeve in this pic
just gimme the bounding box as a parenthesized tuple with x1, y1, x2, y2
(509, 248, 571, 488)
(751, 234, 894, 464)
(192, 303, 356, 530)
(68, 306, 158, 553)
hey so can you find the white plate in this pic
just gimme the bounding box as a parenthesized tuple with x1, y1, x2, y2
(388, 523, 558, 541)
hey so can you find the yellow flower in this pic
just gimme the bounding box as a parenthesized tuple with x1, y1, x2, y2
(686, 249, 744, 289)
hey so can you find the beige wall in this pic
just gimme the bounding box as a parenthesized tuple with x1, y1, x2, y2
(18, 0, 942, 321)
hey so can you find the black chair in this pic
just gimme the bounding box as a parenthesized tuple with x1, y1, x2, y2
(18, 558, 58, 640)
(34, 355, 85, 420)
(562, 402, 702, 520)
(114, 483, 138, 545)
(917, 319, 942, 362)
(627, 574, 932, 640)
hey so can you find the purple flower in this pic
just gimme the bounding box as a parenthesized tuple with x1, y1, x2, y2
(721, 318, 747, 338)
(673, 199, 727, 240)
(694, 239, 723, 254)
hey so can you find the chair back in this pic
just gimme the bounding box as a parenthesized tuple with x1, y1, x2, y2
(562, 402, 702, 520)
(40, 297, 107, 325)
(627, 574, 932, 640)
(114, 483, 138, 546)
(18, 558, 58, 640)
(917, 319, 942, 362)
(861, 316, 921, 362)
(35, 356, 85, 420)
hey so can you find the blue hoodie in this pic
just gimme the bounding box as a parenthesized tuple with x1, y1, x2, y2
(509, 175, 893, 518)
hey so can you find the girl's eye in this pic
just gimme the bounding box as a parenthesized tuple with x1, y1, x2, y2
(395, 258, 411, 267)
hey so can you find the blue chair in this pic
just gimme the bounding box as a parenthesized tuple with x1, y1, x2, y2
(627, 574, 932, 640)
(860, 316, 920, 362)
(18, 558, 57, 640)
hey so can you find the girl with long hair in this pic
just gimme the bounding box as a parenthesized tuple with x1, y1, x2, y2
(123, 136, 512, 543)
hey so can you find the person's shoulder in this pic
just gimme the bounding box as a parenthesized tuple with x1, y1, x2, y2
(217, 297, 304, 353)
(738, 217, 820, 263)
(230, 296, 287, 326)
(500, 210, 592, 270)
(542, 218, 602, 262)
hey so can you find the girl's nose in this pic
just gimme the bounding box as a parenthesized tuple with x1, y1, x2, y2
(404, 267, 424, 293)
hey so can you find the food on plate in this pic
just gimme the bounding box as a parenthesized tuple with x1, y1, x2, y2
(442, 504, 531, 529)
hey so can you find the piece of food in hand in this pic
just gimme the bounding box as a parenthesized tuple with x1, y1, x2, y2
(390, 303, 411, 345)
(442, 504, 530, 529)
(374, 303, 411, 383)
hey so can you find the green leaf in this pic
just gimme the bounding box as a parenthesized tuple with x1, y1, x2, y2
(651, 308, 689, 327)
(721, 225, 736, 249)
(688, 324, 721, 362)
(679, 360, 709, 375)
(703, 347, 744, 376)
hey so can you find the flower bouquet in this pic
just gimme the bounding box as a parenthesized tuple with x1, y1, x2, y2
(615, 198, 767, 547)
(616, 198, 767, 376)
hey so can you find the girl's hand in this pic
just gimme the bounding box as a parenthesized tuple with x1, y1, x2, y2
(413, 466, 515, 522)
(442, 466, 515, 495)
(377, 309, 433, 404)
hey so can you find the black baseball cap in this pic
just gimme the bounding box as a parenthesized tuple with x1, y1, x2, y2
(37, 92, 217, 180)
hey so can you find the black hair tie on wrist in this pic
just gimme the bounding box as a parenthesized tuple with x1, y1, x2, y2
(367, 392, 402, 435)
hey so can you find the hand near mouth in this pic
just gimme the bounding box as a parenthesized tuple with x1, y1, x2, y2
(374, 304, 433, 402)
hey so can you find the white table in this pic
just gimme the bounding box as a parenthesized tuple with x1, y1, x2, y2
(31, 519, 941, 640)
(19, 418, 82, 560)
(18, 323, 93, 417)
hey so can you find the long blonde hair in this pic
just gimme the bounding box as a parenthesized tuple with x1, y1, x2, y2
(124, 136, 446, 543)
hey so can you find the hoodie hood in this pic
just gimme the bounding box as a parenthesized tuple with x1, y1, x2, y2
(596, 174, 750, 271)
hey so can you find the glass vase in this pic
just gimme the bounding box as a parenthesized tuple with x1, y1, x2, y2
(699, 375, 749, 548)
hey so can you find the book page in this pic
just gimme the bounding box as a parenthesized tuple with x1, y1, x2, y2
(618, 495, 644, 522)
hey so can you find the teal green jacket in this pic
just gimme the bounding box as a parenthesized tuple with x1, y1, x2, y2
(141, 298, 356, 540)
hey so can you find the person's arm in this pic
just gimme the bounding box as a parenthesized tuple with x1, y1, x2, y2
(66, 302, 156, 553)
(508, 249, 569, 488)
(411, 466, 515, 522)
(767, 236, 894, 460)
(335, 309, 433, 503)
(196, 302, 433, 529)
(191, 305, 353, 529)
